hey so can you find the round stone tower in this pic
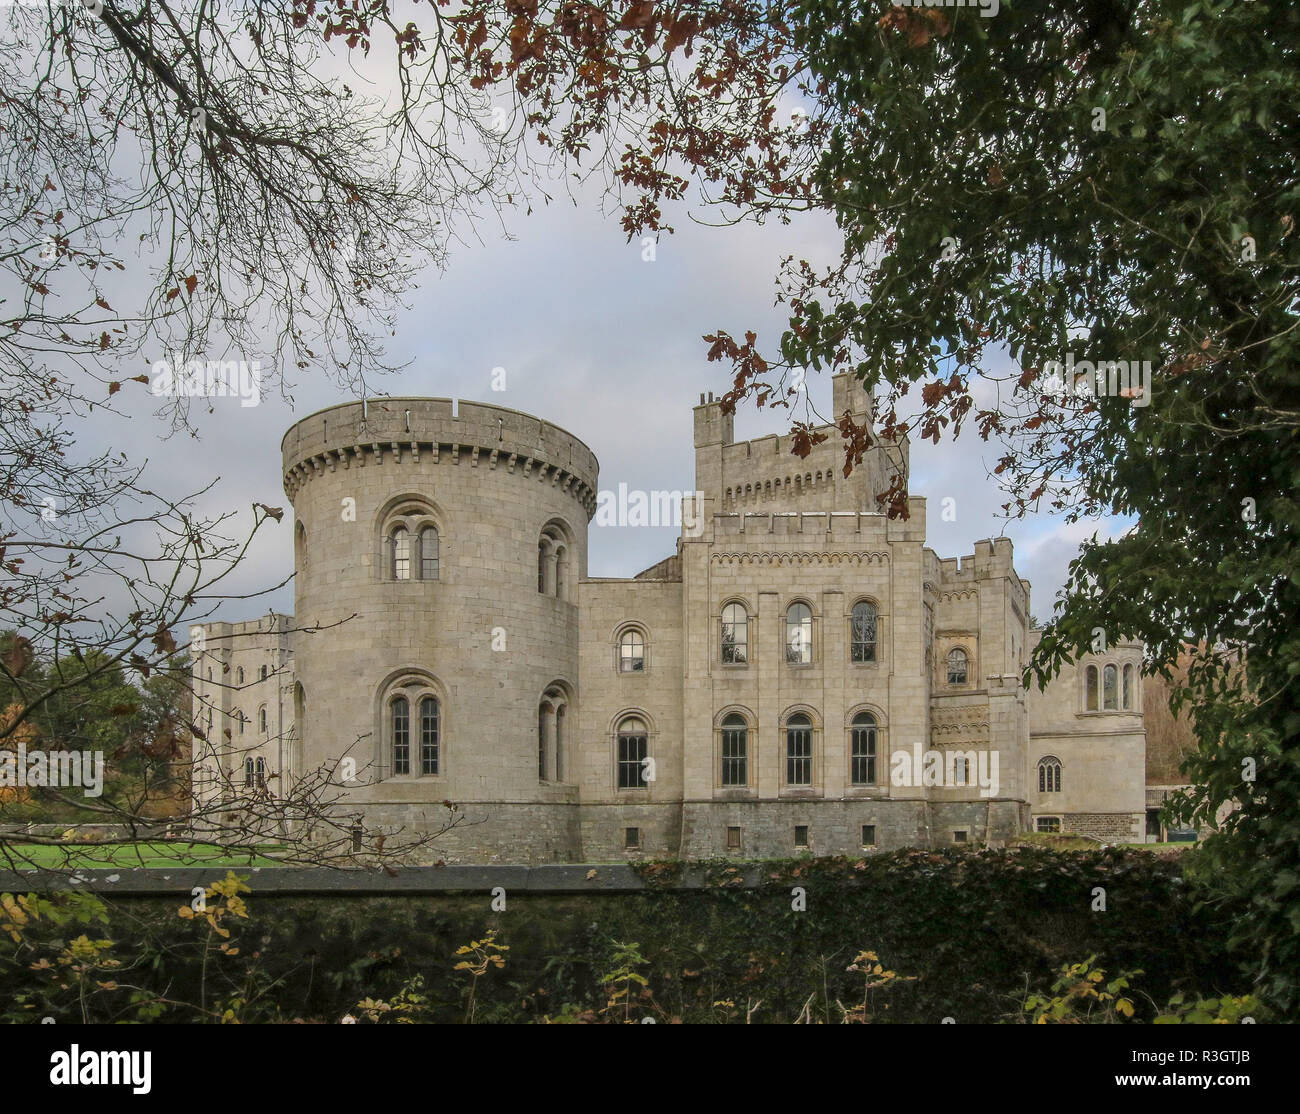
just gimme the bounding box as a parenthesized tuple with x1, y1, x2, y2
(281, 397, 598, 861)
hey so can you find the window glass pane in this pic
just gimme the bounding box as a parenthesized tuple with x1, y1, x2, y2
(721, 603, 748, 664)
(420, 527, 439, 580)
(851, 602, 878, 663)
(786, 603, 812, 664)
(617, 719, 648, 788)
(392, 697, 410, 775)
(420, 697, 439, 775)
(851, 713, 877, 785)
(392, 528, 410, 580)
(721, 715, 747, 786)
(947, 648, 968, 685)
(1103, 664, 1118, 709)
(1086, 665, 1099, 709)
(1122, 664, 1133, 709)
(620, 630, 645, 672)
(786, 717, 812, 785)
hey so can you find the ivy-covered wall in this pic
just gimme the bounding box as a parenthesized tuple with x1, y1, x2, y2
(2, 849, 1249, 1023)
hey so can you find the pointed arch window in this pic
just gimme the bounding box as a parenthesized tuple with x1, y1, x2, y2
(1038, 756, 1062, 793)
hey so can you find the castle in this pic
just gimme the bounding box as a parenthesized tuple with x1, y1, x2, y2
(191, 373, 1147, 861)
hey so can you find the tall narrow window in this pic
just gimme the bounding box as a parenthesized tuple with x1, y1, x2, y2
(947, 648, 968, 686)
(786, 602, 813, 664)
(720, 713, 748, 787)
(237, 667, 244, 685)
(1038, 756, 1062, 793)
(392, 697, 410, 775)
(1103, 663, 1119, 710)
(1086, 664, 1100, 710)
(255, 757, 267, 790)
(786, 713, 812, 786)
(538, 541, 548, 593)
(420, 696, 439, 775)
(555, 705, 565, 783)
(538, 706, 549, 781)
(420, 526, 439, 580)
(851, 712, 878, 785)
(259, 706, 267, 733)
(554, 545, 568, 600)
(392, 527, 411, 580)
(243, 757, 254, 787)
(1123, 663, 1134, 710)
(851, 602, 878, 663)
(617, 716, 648, 789)
(721, 603, 748, 664)
(619, 629, 646, 672)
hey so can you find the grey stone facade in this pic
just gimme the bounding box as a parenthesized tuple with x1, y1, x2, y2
(192, 375, 1147, 862)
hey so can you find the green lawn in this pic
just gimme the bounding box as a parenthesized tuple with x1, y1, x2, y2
(0, 841, 285, 869)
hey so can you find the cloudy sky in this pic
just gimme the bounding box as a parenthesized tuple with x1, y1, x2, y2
(77, 178, 1123, 631)
(47, 21, 1126, 634)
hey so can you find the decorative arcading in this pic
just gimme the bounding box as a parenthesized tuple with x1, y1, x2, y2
(283, 441, 598, 517)
(723, 469, 836, 506)
(938, 588, 980, 604)
(709, 551, 890, 567)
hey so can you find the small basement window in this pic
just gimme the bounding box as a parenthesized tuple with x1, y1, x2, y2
(624, 827, 640, 850)
(794, 825, 809, 848)
(726, 826, 742, 851)
(1036, 816, 1062, 833)
(861, 824, 876, 847)
(952, 830, 969, 844)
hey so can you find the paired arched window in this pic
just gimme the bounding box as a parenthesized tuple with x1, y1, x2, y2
(721, 602, 748, 664)
(946, 648, 969, 686)
(786, 602, 813, 664)
(243, 757, 255, 787)
(388, 693, 440, 776)
(785, 712, 813, 785)
(851, 601, 878, 663)
(619, 628, 646, 672)
(616, 715, 649, 789)
(850, 712, 877, 785)
(538, 684, 570, 783)
(1038, 756, 1062, 793)
(720, 713, 748, 787)
(384, 503, 442, 582)
(538, 523, 573, 600)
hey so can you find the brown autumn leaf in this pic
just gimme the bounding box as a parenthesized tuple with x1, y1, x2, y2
(108, 381, 121, 395)
(184, 274, 198, 295)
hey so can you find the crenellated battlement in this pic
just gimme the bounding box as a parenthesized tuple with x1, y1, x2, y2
(280, 397, 600, 515)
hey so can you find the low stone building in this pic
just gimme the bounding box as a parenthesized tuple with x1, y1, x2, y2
(192, 373, 1147, 861)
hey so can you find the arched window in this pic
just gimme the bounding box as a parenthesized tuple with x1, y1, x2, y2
(391, 696, 410, 775)
(237, 666, 244, 685)
(1085, 664, 1100, 710)
(616, 716, 648, 789)
(538, 540, 548, 593)
(243, 757, 254, 787)
(851, 712, 877, 785)
(1038, 756, 1062, 793)
(619, 628, 646, 672)
(1123, 663, 1134, 710)
(785, 713, 812, 785)
(555, 545, 568, 600)
(555, 705, 566, 783)
(238, 712, 245, 735)
(260, 664, 268, 681)
(255, 756, 267, 790)
(851, 601, 878, 663)
(258, 706, 267, 733)
(1103, 663, 1119, 710)
(419, 526, 439, 580)
(946, 648, 968, 686)
(538, 705, 549, 781)
(419, 696, 439, 775)
(206, 667, 212, 681)
(391, 526, 411, 580)
(721, 602, 748, 664)
(295, 521, 307, 573)
(720, 713, 748, 787)
(786, 602, 813, 664)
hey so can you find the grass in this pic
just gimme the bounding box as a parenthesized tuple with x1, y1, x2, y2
(0, 841, 286, 869)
